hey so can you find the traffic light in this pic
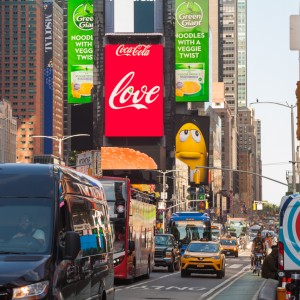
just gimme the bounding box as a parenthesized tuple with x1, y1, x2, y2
(253, 203, 256, 211)
(296, 81, 300, 140)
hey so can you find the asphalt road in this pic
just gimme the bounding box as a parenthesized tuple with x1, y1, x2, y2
(115, 250, 252, 300)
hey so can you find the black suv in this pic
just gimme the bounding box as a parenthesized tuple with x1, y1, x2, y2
(154, 234, 181, 272)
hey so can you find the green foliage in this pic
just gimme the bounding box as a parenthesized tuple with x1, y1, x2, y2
(69, 150, 82, 166)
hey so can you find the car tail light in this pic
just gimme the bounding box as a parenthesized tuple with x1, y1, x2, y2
(279, 242, 284, 270)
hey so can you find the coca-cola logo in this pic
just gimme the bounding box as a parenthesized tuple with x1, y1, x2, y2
(116, 45, 151, 57)
(109, 72, 160, 110)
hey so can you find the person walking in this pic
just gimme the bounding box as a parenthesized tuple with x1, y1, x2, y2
(262, 247, 278, 280)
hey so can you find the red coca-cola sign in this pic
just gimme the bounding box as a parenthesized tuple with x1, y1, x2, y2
(105, 45, 163, 137)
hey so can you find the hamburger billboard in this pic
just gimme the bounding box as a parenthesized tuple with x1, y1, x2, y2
(68, 0, 93, 103)
(175, 0, 209, 103)
(105, 45, 163, 137)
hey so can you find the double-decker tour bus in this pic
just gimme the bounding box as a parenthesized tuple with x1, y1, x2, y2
(99, 177, 156, 282)
(226, 217, 247, 237)
(168, 212, 212, 255)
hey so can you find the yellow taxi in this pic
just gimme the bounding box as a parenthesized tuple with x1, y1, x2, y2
(181, 241, 225, 278)
(220, 237, 239, 257)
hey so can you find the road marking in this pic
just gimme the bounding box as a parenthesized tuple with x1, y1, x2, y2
(252, 279, 266, 300)
(125, 272, 179, 289)
(204, 267, 249, 300)
(199, 266, 249, 300)
(125, 285, 206, 291)
(227, 264, 243, 268)
(225, 264, 228, 267)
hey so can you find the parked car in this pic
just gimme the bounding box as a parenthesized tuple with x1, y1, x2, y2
(154, 234, 181, 272)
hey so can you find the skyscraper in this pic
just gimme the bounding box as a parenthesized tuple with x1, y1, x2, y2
(0, 0, 64, 163)
(218, 0, 238, 115)
(237, 0, 247, 107)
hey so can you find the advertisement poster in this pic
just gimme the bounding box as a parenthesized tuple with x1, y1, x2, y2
(175, 0, 209, 102)
(175, 114, 210, 185)
(105, 45, 163, 137)
(44, 2, 53, 153)
(68, 0, 93, 103)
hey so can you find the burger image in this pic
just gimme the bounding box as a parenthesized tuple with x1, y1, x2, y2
(102, 147, 157, 170)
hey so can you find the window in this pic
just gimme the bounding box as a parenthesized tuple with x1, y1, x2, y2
(29, 115, 34, 119)
(20, 115, 26, 119)
(25, 156, 30, 160)
(20, 102, 26, 106)
(20, 109, 26, 112)
(20, 148, 26, 151)
(28, 141, 34, 144)
(29, 128, 34, 131)
(20, 141, 25, 145)
(29, 109, 34, 112)
(29, 102, 34, 105)
(20, 128, 26, 132)
(12, 109, 18, 112)
(13, 102, 18, 106)
(20, 135, 25, 138)
(20, 122, 26, 125)
(29, 148, 34, 151)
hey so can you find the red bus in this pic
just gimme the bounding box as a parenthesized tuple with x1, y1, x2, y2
(99, 177, 156, 282)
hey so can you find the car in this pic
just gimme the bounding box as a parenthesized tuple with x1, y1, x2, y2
(181, 241, 225, 278)
(220, 237, 239, 257)
(154, 234, 181, 272)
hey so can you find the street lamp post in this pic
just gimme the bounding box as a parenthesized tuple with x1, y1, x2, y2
(250, 101, 296, 194)
(32, 134, 90, 165)
(2, 116, 18, 164)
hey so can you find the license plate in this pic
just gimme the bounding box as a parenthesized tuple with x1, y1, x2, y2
(197, 263, 204, 267)
(227, 252, 230, 255)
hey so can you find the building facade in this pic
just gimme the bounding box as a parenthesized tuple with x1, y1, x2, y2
(0, 99, 17, 163)
(0, 0, 63, 163)
(237, 0, 247, 107)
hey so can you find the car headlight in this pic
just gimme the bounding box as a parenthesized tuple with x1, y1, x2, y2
(234, 248, 237, 251)
(221, 247, 224, 250)
(213, 256, 220, 259)
(183, 254, 190, 259)
(13, 281, 49, 299)
(165, 251, 172, 257)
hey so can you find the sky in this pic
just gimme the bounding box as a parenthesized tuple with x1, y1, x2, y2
(247, 0, 300, 205)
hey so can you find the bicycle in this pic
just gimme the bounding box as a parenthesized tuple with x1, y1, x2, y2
(253, 253, 263, 276)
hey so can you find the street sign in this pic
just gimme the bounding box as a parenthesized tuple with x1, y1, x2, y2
(158, 201, 166, 209)
(161, 192, 168, 200)
(210, 209, 215, 213)
(199, 194, 205, 200)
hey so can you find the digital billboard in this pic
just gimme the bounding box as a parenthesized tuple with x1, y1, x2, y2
(44, 2, 53, 153)
(175, 0, 209, 102)
(105, 45, 163, 137)
(175, 114, 210, 185)
(68, 0, 93, 103)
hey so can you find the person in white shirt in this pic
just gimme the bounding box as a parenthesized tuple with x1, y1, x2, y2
(13, 214, 45, 245)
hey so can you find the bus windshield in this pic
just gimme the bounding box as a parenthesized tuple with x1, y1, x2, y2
(169, 220, 211, 245)
(227, 219, 246, 237)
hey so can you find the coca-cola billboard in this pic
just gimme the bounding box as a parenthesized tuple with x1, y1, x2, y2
(105, 45, 163, 137)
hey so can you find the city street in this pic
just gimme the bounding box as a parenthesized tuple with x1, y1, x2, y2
(115, 251, 259, 300)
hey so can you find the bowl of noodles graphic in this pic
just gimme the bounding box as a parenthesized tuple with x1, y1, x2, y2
(180, 81, 201, 95)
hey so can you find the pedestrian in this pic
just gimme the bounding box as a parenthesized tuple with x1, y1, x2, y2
(262, 247, 278, 280)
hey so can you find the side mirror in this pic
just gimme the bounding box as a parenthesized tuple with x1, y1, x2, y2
(128, 241, 135, 252)
(178, 242, 182, 248)
(65, 231, 81, 260)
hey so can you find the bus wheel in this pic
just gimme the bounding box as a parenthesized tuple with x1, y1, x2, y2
(144, 259, 150, 279)
(127, 260, 136, 284)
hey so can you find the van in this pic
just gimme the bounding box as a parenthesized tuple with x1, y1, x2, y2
(0, 164, 115, 300)
(278, 194, 300, 277)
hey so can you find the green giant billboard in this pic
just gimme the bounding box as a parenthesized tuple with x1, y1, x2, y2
(175, 0, 209, 102)
(68, 0, 93, 103)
